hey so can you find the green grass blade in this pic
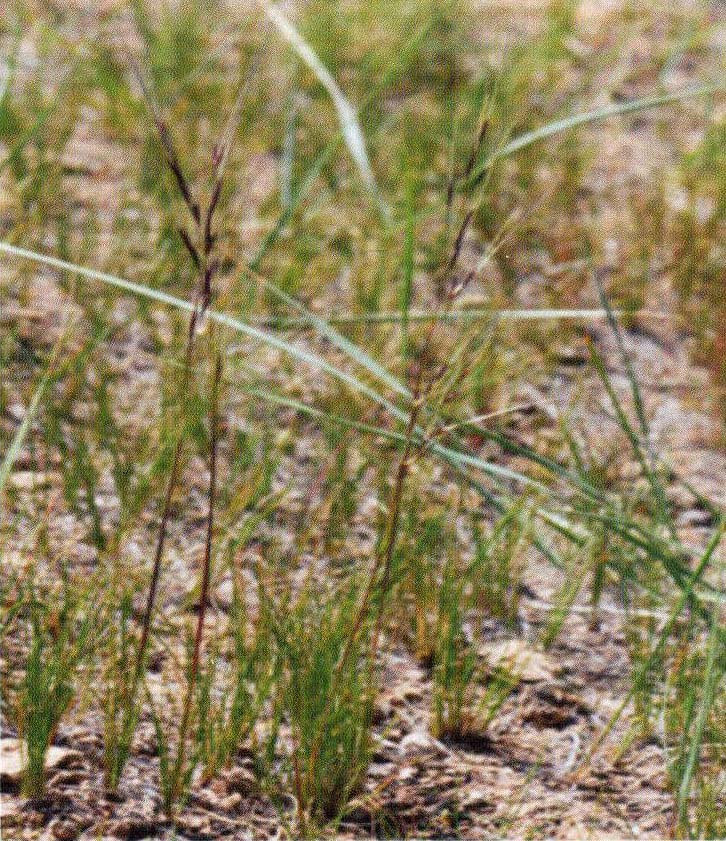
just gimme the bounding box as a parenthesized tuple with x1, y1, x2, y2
(241, 385, 407, 446)
(248, 19, 435, 271)
(0, 316, 78, 519)
(0, 240, 407, 420)
(399, 184, 416, 360)
(249, 138, 340, 272)
(677, 616, 724, 833)
(249, 273, 411, 400)
(263, 2, 388, 216)
(280, 95, 298, 210)
(584, 524, 724, 764)
(0, 368, 52, 510)
(588, 339, 673, 530)
(468, 81, 724, 184)
(593, 274, 650, 436)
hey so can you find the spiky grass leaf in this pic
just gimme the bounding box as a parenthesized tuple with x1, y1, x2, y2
(0, 319, 79, 520)
(584, 524, 725, 765)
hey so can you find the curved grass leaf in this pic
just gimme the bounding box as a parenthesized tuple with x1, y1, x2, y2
(248, 269, 410, 399)
(676, 611, 724, 832)
(0, 320, 79, 520)
(468, 81, 724, 185)
(0, 239, 408, 419)
(263, 3, 388, 216)
(583, 524, 725, 766)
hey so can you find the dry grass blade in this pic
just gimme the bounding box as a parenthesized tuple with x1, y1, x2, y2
(248, 307, 671, 328)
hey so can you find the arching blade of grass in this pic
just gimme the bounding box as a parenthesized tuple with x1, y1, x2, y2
(263, 2, 388, 216)
(248, 19, 435, 274)
(242, 386, 409, 446)
(0, 240, 408, 419)
(591, 274, 677, 537)
(0, 246, 680, 545)
(240, 279, 713, 599)
(0, 242, 706, 574)
(237, 383, 708, 611)
(2, 242, 722, 618)
(0, 368, 53, 511)
(0, 241, 596, 526)
(239, 381, 723, 612)
(248, 268, 410, 399)
(467, 81, 724, 185)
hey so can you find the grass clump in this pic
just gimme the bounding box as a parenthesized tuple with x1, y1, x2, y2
(194, 577, 276, 785)
(470, 505, 530, 630)
(431, 552, 477, 741)
(10, 573, 94, 797)
(274, 583, 375, 833)
(101, 588, 137, 790)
